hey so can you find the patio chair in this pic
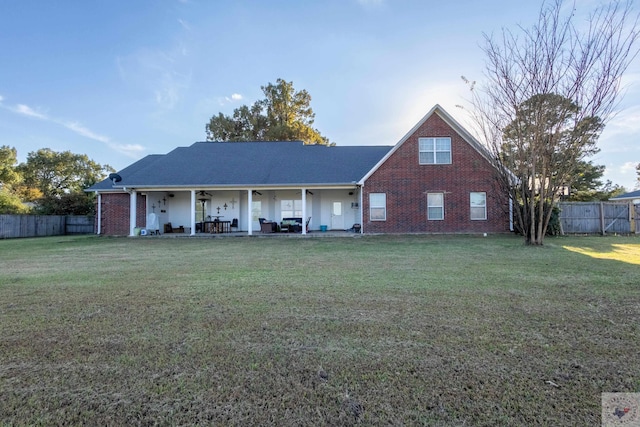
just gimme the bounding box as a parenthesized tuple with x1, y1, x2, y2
(230, 218, 238, 232)
(349, 223, 362, 233)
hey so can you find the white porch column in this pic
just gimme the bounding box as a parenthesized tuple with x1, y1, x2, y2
(190, 190, 196, 236)
(129, 190, 137, 236)
(359, 186, 364, 234)
(301, 188, 307, 235)
(96, 192, 101, 235)
(247, 189, 253, 236)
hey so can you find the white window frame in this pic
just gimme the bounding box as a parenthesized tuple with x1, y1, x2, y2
(369, 193, 386, 221)
(419, 137, 452, 165)
(281, 199, 302, 219)
(427, 193, 444, 220)
(470, 192, 487, 220)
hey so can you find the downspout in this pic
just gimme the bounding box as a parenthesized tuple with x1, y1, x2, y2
(359, 184, 364, 234)
(125, 187, 137, 237)
(509, 197, 514, 232)
(95, 191, 101, 235)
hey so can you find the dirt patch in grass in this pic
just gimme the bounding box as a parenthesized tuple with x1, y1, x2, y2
(0, 234, 638, 425)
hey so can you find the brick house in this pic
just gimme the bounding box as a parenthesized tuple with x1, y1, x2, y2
(87, 105, 511, 235)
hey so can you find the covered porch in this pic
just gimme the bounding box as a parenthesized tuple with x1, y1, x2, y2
(108, 185, 364, 237)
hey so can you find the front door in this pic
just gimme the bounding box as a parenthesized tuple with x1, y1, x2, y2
(331, 201, 344, 230)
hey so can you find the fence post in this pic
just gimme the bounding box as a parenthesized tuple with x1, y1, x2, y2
(631, 201, 636, 234)
(599, 202, 605, 235)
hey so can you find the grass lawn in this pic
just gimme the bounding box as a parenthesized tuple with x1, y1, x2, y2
(0, 234, 638, 425)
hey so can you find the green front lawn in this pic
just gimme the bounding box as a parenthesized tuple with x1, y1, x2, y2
(0, 234, 638, 425)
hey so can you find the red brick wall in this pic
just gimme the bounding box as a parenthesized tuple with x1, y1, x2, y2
(98, 193, 147, 236)
(363, 112, 510, 234)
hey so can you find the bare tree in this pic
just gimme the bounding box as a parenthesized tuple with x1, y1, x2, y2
(465, 0, 639, 245)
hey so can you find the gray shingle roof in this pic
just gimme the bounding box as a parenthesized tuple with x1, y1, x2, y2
(88, 141, 393, 190)
(610, 189, 640, 200)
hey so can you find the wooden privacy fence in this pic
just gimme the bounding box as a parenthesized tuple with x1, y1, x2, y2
(558, 202, 638, 235)
(0, 215, 95, 239)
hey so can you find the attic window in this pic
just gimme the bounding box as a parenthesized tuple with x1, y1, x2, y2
(419, 137, 451, 165)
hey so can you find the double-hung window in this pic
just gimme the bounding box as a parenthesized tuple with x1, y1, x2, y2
(419, 137, 451, 165)
(427, 193, 444, 220)
(369, 193, 386, 221)
(470, 192, 487, 220)
(281, 199, 302, 218)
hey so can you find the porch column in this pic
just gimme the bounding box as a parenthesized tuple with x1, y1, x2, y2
(96, 191, 101, 235)
(129, 190, 137, 236)
(301, 188, 307, 235)
(190, 190, 196, 236)
(247, 189, 253, 235)
(358, 186, 364, 234)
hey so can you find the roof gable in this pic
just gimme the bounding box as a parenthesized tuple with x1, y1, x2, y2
(361, 104, 493, 183)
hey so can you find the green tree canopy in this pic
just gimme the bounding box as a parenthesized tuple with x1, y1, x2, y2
(567, 160, 625, 201)
(0, 187, 29, 214)
(34, 193, 96, 216)
(0, 145, 21, 188)
(206, 79, 331, 145)
(0, 145, 29, 214)
(501, 93, 603, 242)
(17, 148, 113, 199)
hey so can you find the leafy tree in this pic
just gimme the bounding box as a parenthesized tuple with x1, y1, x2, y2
(15, 148, 113, 215)
(34, 193, 96, 216)
(17, 148, 113, 199)
(567, 161, 624, 201)
(466, 0, 639, 245)
(636, 163, 640, 190)
(0, 187, 29, 214)
(0, 145, 30, 214)
(0, 145, 21, 187)
(501, 94, 602, 240)
(206, 79, 331, 145)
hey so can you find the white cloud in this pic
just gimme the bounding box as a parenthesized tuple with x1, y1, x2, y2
(2, 99, 146, 158)
(620, 161, 638, 173)
(178, 18, 191, 31)
(217, 93, 244, 106)
(14, 104, 48, 120)
(109, 143, 146, 158)
(0, 95, 4, 103)
(63, 121, 110, 144)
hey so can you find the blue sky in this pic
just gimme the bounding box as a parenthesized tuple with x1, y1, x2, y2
(1, 0, 639, 190)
